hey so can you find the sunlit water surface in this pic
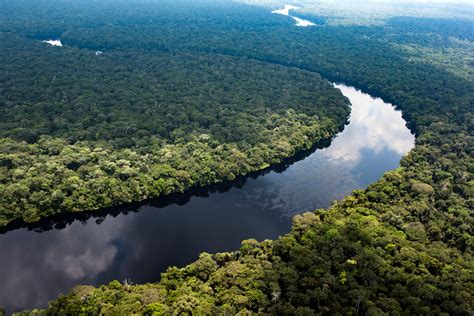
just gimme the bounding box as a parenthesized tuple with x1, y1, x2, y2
(0, 84, 414, 313)
(272, 4, 316, 26)
(42, 39, 62, 46)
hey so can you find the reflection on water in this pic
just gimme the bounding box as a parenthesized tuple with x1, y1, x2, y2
(330, 84, 413, 162)
(272, 4, 316, 27)
(271, 4, 299, 16)
(0, 84, 414, 313)
(238, 84, 414, 216)
(42, 39, 63, 47)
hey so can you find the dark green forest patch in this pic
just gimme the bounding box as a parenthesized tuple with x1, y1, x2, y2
(0, 0, 472, 314)
(0, 33, 349, 225)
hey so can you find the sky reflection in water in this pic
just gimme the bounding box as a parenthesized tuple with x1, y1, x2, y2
(0, 84, 414, 313)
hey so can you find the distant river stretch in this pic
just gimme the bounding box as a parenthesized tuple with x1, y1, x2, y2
(0, 84, 414, 313)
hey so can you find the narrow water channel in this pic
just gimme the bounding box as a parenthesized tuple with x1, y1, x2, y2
(0, 84, 414, 313)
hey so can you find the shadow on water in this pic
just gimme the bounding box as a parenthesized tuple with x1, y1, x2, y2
(0, 135, 339, 235)
(0, 83, 415, 314)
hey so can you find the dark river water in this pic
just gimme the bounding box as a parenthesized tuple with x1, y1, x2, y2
(0, 84, 414, 314)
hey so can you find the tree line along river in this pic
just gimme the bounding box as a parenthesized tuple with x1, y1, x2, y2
(0, 84, 414, 314)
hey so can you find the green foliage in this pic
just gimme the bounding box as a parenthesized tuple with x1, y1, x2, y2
(0, 34, 349, 225)
(3, 1, 473, 315)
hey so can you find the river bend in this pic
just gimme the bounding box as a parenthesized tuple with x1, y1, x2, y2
(0, 84, 414, 313)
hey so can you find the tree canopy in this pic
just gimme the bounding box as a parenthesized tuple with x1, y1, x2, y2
(1, 0, 472, 314)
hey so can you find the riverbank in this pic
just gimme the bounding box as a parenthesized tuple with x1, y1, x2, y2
(1, 84, 414, 314)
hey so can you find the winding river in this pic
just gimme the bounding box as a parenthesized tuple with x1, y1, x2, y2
(0, 84, 414, 313)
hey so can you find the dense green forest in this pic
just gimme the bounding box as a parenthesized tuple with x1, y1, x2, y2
(0, 0, 472, 314)
(0, 7, 350, 225)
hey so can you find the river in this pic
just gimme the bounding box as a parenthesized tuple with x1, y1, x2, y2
(272, 4, 316, 27)
(0, 84, 414, 313)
